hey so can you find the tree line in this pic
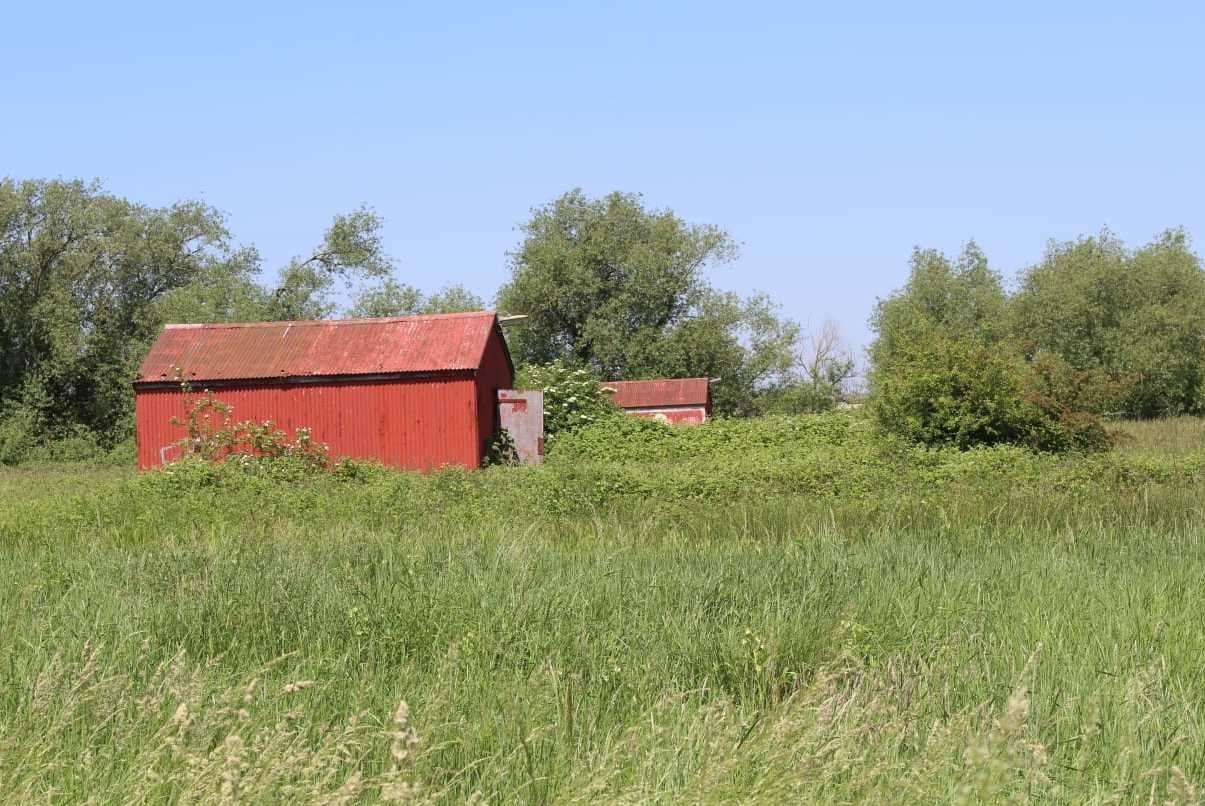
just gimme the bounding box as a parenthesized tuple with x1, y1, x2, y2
(868, 231, 1205, 450)
(0, 179, 850, 461)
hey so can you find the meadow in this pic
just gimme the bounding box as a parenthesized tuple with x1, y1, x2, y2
(2, 414, 1205, 803)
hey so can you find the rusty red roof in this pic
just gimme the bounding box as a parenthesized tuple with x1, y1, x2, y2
(136, 312, 505, 385)
(604, 378, 711, 409)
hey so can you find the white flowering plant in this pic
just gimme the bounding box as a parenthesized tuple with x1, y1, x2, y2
(514, 361, 619, 439)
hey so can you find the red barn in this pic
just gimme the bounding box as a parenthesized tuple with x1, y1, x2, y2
(604, 378, 712, 425)
(133, 312, 514, 471)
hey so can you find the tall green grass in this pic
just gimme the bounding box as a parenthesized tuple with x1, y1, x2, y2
(2, 415, 1205, 802)
(1113, 416, 1205, 455)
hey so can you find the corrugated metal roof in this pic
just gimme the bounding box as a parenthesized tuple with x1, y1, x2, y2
(604, 378, 711, 408)
(136, 312, 501, 384)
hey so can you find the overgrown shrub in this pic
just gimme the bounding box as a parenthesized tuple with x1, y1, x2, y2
(548, 411, 861, 464)
(1026, 351, 1135, 417)
(0, 405, 120, 466)
(482, 428, 520, 467)
(18, 426, 105, 463)
(0, 408, 40, 465)
(514, 361, 618, 438)
(869, 331, 1109, 452)
(170, 386, 331, 470)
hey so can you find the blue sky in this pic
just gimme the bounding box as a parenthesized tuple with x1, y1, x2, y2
(4, 2, 1204, 356)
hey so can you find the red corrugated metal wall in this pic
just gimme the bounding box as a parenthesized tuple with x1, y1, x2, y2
(135, 375, 479, 471)
(474, 330, 516, 457)
(621, 406, 708, 425)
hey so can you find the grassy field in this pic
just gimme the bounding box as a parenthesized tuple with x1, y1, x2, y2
(2, 415, 1205, 803)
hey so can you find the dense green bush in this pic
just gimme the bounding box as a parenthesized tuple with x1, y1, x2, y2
(1011, 229, 1205, 418)
(0, 405, 125, 466)
(869, 331, 1109, 452)
(867, 243, 1111, 452)
(1025, 351, 1134, 417)
(0, 409, 39, 466)
(548, 411, 860, 464)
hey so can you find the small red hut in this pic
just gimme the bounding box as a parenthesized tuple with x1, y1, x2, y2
(604, 378, 712, 425)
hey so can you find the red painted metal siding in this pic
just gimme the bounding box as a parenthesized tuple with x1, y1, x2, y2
(135, 376, 479, 471)
(473, 329, 515, 459)
(605, 378, 711, 410)
(622, 406, 708, 426)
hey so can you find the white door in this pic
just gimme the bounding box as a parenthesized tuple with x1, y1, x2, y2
(497, 389, 544, 464)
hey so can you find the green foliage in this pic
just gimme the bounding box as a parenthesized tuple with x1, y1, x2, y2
(347, 279, 484, 318)
(422, 284, 486, 315)
(153, 247, 273, 325)
(515, 361, 619, 438)
(0, 409, 132, 466)
(0, 178, 231, 442)
(548, 410, 860, 465)
(498, 189, 734, 371)
(1011, 229, 1205, 417)
(869, 242, 1109, 451)
(0, 407, 41, 466)
(481, 427, 520, 467)
(263, 206, 395, 321)
(498, 190, 800, 415)
(346, 278, 425, 318)
(754, 383, 845, 416)
(1026, 350, 1134, 417)
(871, 230, 1205, 446)
(869, 328, 1109, 452)
(870, 242, 1007, 370)
(170, 385, 331, 470)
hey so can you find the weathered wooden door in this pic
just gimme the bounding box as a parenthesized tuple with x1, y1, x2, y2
(497, 389, 544, 464)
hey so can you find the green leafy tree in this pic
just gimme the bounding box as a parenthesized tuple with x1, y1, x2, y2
(1010, 229, 1205, 417)
(424, 284, 486, 314)
(348, 280, 484, 318)
(0, 178, 232, 441)
(870, 242, 1007, 370)
(264, 207, 395, 321)
(868, 242, 1107, 451)
(153, 247, 272, 325)
(346, 280, 425, 318)
(150, 207, 402, 326)
(497, 189, 800, 414)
